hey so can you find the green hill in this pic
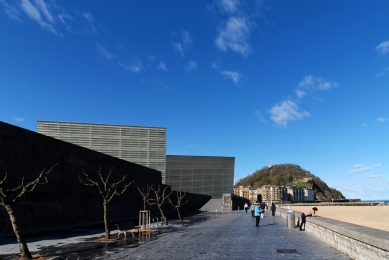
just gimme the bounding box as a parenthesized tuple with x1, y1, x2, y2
(234, 164, 345, 201)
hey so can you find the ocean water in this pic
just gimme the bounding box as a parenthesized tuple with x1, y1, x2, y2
(362, 200, 389, 204)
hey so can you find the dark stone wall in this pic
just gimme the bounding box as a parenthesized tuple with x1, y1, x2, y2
(0, 122, 210, 235)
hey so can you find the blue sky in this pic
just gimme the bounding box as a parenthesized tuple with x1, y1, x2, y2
(1, 0, 388, 200)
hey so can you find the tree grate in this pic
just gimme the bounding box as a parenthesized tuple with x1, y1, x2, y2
(276, 249, 298, 253)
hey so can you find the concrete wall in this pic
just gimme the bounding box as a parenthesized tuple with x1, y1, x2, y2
(222, 193, 250, 211)
(277, 207, 389, 260)
(0, 122, 210, 235)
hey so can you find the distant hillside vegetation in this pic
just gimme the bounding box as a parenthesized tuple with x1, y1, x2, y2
(234, 164, 345, 201)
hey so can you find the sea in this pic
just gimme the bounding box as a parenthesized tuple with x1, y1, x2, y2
(362, 200, 389, 204)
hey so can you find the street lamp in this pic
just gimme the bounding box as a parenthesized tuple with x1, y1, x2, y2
(270, 186, 273, 205)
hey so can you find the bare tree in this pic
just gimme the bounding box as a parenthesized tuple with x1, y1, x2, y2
(149, 184, 173, 226)
(136, 183, 153, 211)
(168, 190, 188, 222)
(0, 163, 56, 260)
(79, 166, 133, 239)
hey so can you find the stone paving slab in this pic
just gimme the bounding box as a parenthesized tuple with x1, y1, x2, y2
(0, 211, 351, 259)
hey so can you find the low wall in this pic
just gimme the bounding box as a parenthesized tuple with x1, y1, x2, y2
(277, 207, 389, 260)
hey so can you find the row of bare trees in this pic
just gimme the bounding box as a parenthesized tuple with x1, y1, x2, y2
(0, 163, 188, 259)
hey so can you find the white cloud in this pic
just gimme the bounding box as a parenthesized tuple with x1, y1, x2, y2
(269, 100, 310, 127)
(374, 164, 382, 168)
(83, 12, 94, 23)
(255, 111, 266, 123)
(362, 123, 366, 127)
(147, 55, 155, 61)
(173, 42, 184, 57)
(365, 175, 383, 179)
(376, 41, 389, 55)
(377, 117, 389, 122)
(0, 0, 21, 21)
(182, 30, 192, 44)
(215, 16, 251, 57)
(221, 70, 241, 84)
(376, 67, 389, 77)
(348, 164, 372, 174)
(119, 58, 143, 73)
(186, 60, 197, 71)
(211, 62, 220, 70)
(218, 0, 240, 14)
(13, 117, 25, 122)
(295, 75, 338, 98)
(157, 61, 167, 71)
(20, 0, 62, 36)
(95, 43, 113, 60)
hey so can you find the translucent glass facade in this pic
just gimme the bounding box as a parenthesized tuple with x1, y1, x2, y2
(37, 121, 166, 182)
(166, 155, 235, 199)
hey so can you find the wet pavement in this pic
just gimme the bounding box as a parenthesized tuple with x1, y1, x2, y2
(0, 211, 351, 259)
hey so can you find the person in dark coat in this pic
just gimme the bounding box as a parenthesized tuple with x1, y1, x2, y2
(300, 207, 318, 231)
(271, 203, 276, 217)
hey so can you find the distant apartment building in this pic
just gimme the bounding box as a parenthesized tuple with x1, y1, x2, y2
(233, 185, 314, 203)
(166, 155, 234, 199)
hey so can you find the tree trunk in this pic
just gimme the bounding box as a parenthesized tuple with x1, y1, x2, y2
(157, 205, 168, 225)
(177, 208, 183, 222)
(6, 205, 32, 259)
(103, 201, 110, 239)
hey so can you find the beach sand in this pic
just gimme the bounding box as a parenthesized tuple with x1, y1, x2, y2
(289, 206, 389, 232)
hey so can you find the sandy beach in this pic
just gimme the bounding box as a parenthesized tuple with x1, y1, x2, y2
(288, 205, 389, 232)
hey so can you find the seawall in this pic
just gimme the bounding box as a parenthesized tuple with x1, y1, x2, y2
(277, 207, 389, 260)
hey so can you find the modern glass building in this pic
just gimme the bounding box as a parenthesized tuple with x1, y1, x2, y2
(37, 120, 167, 182)
(166, 155, 235, 199)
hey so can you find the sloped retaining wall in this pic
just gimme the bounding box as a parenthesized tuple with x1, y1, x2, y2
(277, 207, 389, 260)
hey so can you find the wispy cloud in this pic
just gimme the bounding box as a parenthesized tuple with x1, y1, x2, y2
(82, 11, 97, 35)
(13, 117, 25, 122)
(0, 0, 21, 21)
(255, 111, 266, 123)
(215, 16, 251, 57)
(173, 42, 184, 57)
(119, 58, 143, 73)
(295, 75, 338, 98)
(19, 0, 62, 36)
(157, 61, 167, 71)
(221, 70, 241, 85)
(365, 175, 383, 179)
(362, 123, 366, 127)
(186, 60, 197, 71)
(376, 67, 389, 77)
(158, 82, 175, 93)
(376, 40, 389, 55)
(172, 30, 192, 57)
(377, 117, 389, 123)
(348, 164, 373, 174)
(269, 100, 310, 127)
(217, 0, 240, 14)
(212, 0, 259, 57)
(95, 43, 113, 60)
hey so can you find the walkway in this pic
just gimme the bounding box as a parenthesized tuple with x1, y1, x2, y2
(0, 211, 351, 259)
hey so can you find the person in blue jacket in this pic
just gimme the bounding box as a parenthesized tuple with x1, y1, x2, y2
(254, 202, 261, 227)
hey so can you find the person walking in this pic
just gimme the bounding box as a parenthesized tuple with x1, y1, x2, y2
(244, 203, 249, 213)
(300, 207, 318, 231)
(250, 203, 256, 218)
(254, 202, 261, 227)
(260, 201, 266, 213)
(271, 202, 276, 217)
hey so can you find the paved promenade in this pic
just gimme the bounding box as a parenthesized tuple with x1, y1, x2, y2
(0, 211, 351, 259)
